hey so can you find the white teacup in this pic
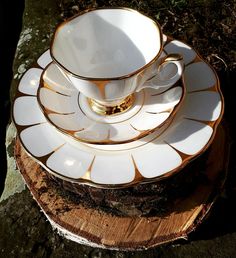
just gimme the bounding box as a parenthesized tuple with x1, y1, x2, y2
(51, 8, 184, 115)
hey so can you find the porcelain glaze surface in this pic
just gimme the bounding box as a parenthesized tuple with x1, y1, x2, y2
(13, 37, 224, 188)
(38, 61, 185, 144)
(51, 8, 184, 102)
(53, 9, 161, 78)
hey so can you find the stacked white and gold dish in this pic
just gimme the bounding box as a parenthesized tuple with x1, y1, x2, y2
(13, 8, 226, 250)
(13, 8, 223, 190)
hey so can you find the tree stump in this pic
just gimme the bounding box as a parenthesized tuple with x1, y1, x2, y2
(14, 124, 230, 251)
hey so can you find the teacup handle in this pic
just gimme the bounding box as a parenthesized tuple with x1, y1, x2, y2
(138, 54, 184, 91)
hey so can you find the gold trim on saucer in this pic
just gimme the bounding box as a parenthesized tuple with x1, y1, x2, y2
(43, 82, 71, 97)
(37, 70, 186, 145)
(163, 53, 183, 62)
(12, 36, 224, 189)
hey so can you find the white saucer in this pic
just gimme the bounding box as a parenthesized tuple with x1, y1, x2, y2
(37, 61, 185, 144)
(13, 36, 224, 188)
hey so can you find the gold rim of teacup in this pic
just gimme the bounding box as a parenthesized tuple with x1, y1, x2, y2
(50, 7, 164, 82)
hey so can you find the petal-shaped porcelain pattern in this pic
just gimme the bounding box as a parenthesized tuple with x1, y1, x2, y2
(48, 113, 85, 131)
(132, 143, 182, 178)
(20, 123, 65, 157)
(78, 90, 144, 123)
(13, 96, 46, 125)
(13, 37, 224, 188)
(84, 128, 163, 151)
(183, 92, 222, 121)
(130, 112, 170, 131)
(90, 155, 135, 184)
(75, 123, 110, 141)
(46, 143, 94, 179)
(184, 62, 216, 92)
(165, 119, 213, 155)
(39, 88, 77, 113)
(37, 50, 52, 69)
(109, 123, 140, 141)
(142, 86, 183, 113)
(18, 68, 42, 96)
(43, 62, 75, 95)
(164, 40, 197, 65)
(38, 67, 184, 144)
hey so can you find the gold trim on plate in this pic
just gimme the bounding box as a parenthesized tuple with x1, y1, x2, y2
(12, 36, 225, 189)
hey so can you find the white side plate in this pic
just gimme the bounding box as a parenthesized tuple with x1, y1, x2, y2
(13, 36, 224, 188)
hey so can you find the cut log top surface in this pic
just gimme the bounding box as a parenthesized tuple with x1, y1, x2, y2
(14, 124, 230, 250)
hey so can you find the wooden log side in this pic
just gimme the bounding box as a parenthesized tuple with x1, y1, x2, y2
(14, 124, 230, 250)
